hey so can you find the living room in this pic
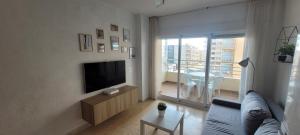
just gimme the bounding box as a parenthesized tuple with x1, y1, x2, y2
(0, 0, 300, 135)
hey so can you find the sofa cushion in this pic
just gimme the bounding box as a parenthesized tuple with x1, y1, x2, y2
(254, 119, 280, 135)
(266, 99, 284, 122)
(212, 97, 241, 109)
(241, 91, 272, 135)
(202, 104, 245, 135)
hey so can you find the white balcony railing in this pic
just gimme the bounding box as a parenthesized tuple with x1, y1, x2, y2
(164, 59, 242, 79)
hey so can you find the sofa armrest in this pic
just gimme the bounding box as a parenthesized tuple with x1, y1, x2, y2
(212, 97, 241, 109)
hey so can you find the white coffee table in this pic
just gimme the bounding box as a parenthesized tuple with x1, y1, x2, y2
(140, 109, 184, 135)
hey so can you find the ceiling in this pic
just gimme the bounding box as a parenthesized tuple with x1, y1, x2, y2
(100, 0, 247, 16)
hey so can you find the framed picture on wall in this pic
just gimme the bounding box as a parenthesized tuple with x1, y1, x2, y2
(129, 47, 136, 59)
(79, 34, 93, 52)
(110, 24, 118, 32)
(96, 29, 104, 39)
(110, 36, 119, 51)
(97, 43, 105, 53)
(123, 28, 130, 42)
(121, 46, 128, 53)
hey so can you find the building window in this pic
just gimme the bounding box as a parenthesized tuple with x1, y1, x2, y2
(222, 51, 234, 62)
(167, 45, 175, 64)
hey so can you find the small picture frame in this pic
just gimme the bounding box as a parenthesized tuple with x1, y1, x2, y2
(121, 46, 128, 53)
(78, 34, 93, 52)
(97, 43, 105, 53)
(123, 28, 130, 42)
(96, 29, 104, 39)
(129, 47, 136, 59)
(110, 24, 118, 31)
(110, 36, 119, 51)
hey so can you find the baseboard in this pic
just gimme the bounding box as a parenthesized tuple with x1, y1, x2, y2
(67, 122, 91, 135)
(157, 95, 209, 111)
(139, 96, 155, 102)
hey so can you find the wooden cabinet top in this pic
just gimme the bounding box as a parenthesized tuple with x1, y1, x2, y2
(81, 85, 138, 105)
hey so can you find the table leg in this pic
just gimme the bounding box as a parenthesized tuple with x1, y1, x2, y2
(140, 121, 145, 135)
(180, 116, 184, 135)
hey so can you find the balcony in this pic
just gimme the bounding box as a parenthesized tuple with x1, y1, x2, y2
(160, 59, 241, 101)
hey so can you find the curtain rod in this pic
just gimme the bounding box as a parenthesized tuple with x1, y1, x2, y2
(158, 0, 249, 18)
(160, 33, 245, 39)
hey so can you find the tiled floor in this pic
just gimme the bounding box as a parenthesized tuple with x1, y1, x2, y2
(76, 82, 238, 135)
(160, 82, 239, 102)
(76, 100, 207, 135)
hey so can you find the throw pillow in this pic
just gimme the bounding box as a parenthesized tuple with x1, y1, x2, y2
(241, 91, 272, 135)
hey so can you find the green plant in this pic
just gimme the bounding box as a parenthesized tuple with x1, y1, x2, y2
(278, 43, 295, 56)
(157, 102, 167, 111)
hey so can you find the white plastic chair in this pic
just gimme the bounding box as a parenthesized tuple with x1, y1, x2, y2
(207, 76, 224, 102)
(193, 78, 205, 98)
(181, 73, 196, 97)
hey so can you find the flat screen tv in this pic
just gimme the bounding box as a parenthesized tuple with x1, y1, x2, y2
(83, 60, 126, 93)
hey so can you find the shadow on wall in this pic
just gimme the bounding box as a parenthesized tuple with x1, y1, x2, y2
(32, 101, 88, 135)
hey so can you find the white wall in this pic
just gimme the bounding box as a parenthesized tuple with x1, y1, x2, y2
(283, 0, 300, 26)
(220, 78, 240, 92)
(273, 0, 300, 107)
(159, 2, 248, 37)
(0, 0, 138, 135)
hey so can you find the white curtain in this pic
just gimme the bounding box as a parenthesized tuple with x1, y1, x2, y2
(240, 0, 282, 100)
(149, 17, 162, 99)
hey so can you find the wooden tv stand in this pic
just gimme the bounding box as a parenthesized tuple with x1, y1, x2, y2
(81, 85, 138, 126)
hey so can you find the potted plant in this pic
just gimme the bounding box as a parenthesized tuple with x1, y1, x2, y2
(278, 43, 295, 63)
(157, 102, 167, 117)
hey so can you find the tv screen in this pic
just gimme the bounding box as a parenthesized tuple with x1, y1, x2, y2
(83, 60, 126, 93)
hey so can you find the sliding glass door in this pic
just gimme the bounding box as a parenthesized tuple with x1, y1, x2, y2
(160, 39, 180, 98)
(178, 38, 208, 104)
(159, 35, 245, 106)
(160, 37, 209, 104)
(208, 37, 245, 101)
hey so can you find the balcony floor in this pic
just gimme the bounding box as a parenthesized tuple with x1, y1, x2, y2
(159, 82, 239, 102)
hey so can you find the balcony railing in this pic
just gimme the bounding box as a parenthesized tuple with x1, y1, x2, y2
(164, 59, 242, 79)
